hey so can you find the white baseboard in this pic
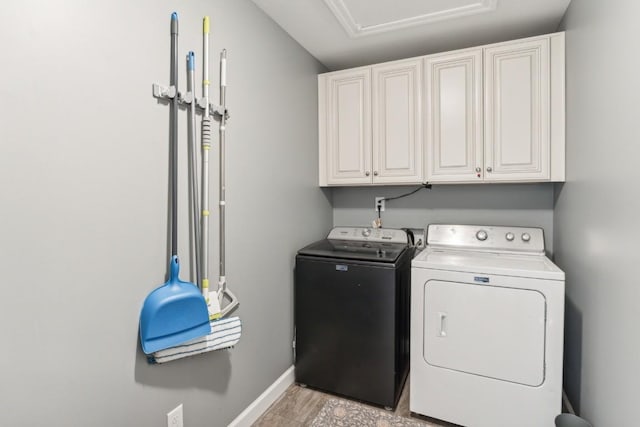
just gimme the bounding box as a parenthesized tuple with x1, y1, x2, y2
(228, 365, 295, 427)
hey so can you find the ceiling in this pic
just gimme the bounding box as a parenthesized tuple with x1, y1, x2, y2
(251, 0, 572, 70)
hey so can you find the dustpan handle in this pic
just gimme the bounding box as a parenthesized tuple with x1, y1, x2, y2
(169, 255, 180, 281)
(170, 12, 179, 256)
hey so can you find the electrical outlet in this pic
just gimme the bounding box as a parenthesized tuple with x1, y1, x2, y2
(375, 197, 385, 212)
(167, 404, 183, 427)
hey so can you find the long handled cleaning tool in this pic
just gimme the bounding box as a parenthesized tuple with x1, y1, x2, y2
(148, 20, 242, 364)
(139, 12, 211, 355)
(150, 22, 241, 364)
(216, 49, 239, 317)
(187, 51, 201, 288)
(200, 16, 222, 319)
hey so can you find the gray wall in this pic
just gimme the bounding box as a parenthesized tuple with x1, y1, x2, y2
(0, 1, 331, 426)
(555, 1, 640, 425)
(333, 184, 555, 253)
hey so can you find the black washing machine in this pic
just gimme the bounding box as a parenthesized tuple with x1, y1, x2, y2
(294, 227, 413, 409)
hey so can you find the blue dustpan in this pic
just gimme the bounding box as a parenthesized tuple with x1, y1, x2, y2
(139, 256, 211, 354)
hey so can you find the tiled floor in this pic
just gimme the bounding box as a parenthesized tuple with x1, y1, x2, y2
(252, 378, 454, 426)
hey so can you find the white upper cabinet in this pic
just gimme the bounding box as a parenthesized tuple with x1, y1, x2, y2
(484, 38, 550, 181)
(318, 32, 565, 186)
(372, 59, 423, 184)
(321, 68, 372, 185)
(425, 49, 483, 182)
(319, 60, 423, 186)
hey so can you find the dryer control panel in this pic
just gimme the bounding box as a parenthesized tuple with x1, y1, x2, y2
(427, 224, 545, 254)
(328, 227, 408, 244)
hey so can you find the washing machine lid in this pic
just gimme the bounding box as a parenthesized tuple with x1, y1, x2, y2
(412, 248, 564, 281)
(298, 239, 407, 263)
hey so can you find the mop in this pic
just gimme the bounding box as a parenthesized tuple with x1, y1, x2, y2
(150, 16, 240, 364)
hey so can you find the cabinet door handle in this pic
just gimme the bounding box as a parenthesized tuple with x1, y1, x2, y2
(486, 166, 493, 172)
(373, 171, 378, 176)
(365, 171, 370, 177)
(475, 167, 481, 173)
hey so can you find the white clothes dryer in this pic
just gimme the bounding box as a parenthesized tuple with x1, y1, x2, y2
(410, 224, 565, 427)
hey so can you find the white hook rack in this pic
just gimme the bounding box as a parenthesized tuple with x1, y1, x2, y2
(197, 97, 228, 119)
(153, 83, 229, 120)
(181, 91, 194, 104)
(153, 83, 176, 99)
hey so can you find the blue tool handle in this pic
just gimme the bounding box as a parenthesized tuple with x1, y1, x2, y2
(171, 12, 178, 34)
(188, 51, 195, 71)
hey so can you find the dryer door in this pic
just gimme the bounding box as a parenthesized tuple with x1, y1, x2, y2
(424, 280, 546, 386)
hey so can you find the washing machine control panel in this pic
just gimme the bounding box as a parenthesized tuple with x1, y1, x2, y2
(328, 227, 408, 244)
(427, 224, 545, 254)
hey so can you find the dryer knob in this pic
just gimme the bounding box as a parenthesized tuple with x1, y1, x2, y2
(522, 233, 531, 242)
(476, 230, 488, 241)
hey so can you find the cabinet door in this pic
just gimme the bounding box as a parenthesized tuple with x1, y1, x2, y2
(484, 38, 550, 181)
(372, 59, 422, 184)
(325, 69, 372, 185)
(425, 49, 483, 182)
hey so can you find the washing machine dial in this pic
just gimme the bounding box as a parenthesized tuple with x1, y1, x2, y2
(362, 228, 372, 237)
(476, 230, 488, 241)
(521, 233, 531, 242)
(505, 232, 515, 241)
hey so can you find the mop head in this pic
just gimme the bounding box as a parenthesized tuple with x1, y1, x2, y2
(147, 316, 241, 364)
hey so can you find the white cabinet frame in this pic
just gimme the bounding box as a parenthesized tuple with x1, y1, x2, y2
(318, 32, 565, 186)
